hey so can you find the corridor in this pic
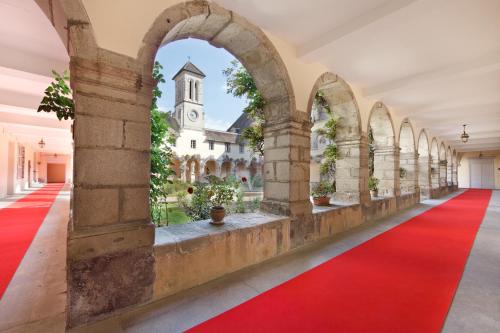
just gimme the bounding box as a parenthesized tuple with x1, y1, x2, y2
(70, 190, 500, 333)
(0, 185, 69, 333)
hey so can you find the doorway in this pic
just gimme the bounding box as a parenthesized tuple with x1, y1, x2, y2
(469, 158, 495, 189)
(47, 163, 66, 183)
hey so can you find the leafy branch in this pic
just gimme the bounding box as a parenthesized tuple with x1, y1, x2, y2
(38, 70, 74, 120)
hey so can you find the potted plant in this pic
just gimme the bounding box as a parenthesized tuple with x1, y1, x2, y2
(206, 176, 237, 225)
(311, 181, 334, 206)
(369, 176, 379, 197)
(399, 167, 407, 179)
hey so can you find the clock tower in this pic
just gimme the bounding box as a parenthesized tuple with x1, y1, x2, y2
(172, 61, 205, 131)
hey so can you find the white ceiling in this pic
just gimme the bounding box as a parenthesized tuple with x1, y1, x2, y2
(217, 0, 500, 152)
(0, 0, 71, 154)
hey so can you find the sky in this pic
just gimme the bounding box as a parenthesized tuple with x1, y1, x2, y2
(155, 38, 248, 131)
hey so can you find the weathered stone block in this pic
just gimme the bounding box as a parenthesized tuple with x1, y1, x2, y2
(122, 187, 150, 222)
(124, 122, 150, 151)
(73, 188, 119, 227)
(74, 115, 123, 148)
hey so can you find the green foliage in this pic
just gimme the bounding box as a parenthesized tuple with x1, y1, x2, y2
(38, 70, 74, 120)
(399, 167, 407, 179)
(368, 176, 379, 191)
(249, 197, 261, 212)
(235, 190, 246, 213)
(250, 174, 263, 189)
(368, 126, 375, 177)
(150, 61, 176, 225)
(186, 182, 212, 220)
(310, 181, 335, 198)
(314, 91, 338, 180)
(223, 60, 265, 156)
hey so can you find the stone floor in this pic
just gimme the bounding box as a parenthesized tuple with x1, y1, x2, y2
(0, 185, 70, 333)
(69, 190, 500, 333)
(1, 189, 498, 333)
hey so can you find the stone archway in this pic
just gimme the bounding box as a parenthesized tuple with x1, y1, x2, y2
(307, 73, 364, 204)
(439, 142, 447, 187)
(398, 120, 417, 194)
(430, 138, 440, 189)
(137, 0, 307, 218)
(368, 102, 398, 198)
(417, 130, 431, 199)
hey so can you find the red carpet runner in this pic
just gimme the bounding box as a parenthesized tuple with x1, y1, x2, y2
(187, 189, 492, 333)
(0, 184, 63, 299)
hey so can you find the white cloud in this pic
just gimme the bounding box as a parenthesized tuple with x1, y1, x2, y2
(205, 115, 232, 131)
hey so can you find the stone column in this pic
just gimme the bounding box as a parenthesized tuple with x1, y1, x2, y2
(373, 146, 399, 197)
(261, 117, 312, 248)
(430, 157, 440, 189)
(215, 162, 221, 178)
(418, 155, 431, 199)
(335, 137, 368, 204)
(452, 163, 458, 186)
(399, 152, 418, 194)
(447, 163, 452, 186)
(439, 160, 447, 187)
(69, 56, 154, 327)
(180, 161, 187, 182)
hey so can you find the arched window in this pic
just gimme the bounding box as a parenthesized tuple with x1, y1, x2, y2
(195, 81, 199, 101)
(189, 79, 193, 100)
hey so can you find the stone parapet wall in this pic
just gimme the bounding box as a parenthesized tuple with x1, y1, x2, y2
(153, 213, 290, 300)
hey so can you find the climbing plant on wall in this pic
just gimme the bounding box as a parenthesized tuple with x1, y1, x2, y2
(150, 61, 176, 225)
(223, 60, 264, 156)
(314, 91, 338, 190)
(368, 126, 375, 176)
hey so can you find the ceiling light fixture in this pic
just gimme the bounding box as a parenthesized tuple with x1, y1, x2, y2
(460, 124, 469, 143)
(38, 138, 45, 149)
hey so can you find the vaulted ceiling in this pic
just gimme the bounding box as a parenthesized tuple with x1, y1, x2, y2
(217, 0, 500, 151)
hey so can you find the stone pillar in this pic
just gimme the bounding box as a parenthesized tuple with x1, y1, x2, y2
(439, 160, 447, 187)
(452, 163, 458, 186)
(430, 157, 440, 189)
(373, 146, 399, 197)
(261, 118, 312, 248)
(399, 152, 418, 194)
(215, 162, 221, 178)
(418, 155, 431, 199)
(69, 56, 154, 327)
(335, 137, 369, 204)
(180, 161, 187, 182)
(447, 163, 452, 186)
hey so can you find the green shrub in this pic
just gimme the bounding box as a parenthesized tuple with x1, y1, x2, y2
(368, 176, 379, 191)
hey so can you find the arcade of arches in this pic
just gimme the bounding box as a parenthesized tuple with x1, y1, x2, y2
(1, 1, 499, 332)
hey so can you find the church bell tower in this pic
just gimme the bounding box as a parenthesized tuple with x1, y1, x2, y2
(172, 61, 205, 131)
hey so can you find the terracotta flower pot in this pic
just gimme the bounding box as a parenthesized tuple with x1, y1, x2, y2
(370, 189, 379, 198)
(210, 206, 226, 225)
(313, 196, 331, 206)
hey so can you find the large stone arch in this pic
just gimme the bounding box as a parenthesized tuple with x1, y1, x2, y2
(137, 1, 295, 123)
(307, 72, 364, 203)
(439, 142, 447, 187)
(136, 0, 309, 219)
(368, 102, 398, 197)
(417, 130, 431, 199)
(398, 120, 417, 194)
(430, 138, 440, 189)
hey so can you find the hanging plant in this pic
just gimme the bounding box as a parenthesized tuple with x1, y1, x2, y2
(37, 70, 74, 120)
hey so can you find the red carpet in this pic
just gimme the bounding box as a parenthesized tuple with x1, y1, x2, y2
(187, 189, 492, 333)
(0, 184, 63, 299)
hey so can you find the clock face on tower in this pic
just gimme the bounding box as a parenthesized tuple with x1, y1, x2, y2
(188, 110, 199, 122)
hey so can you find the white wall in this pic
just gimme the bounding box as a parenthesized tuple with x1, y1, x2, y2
(457, 150, 500, 189)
